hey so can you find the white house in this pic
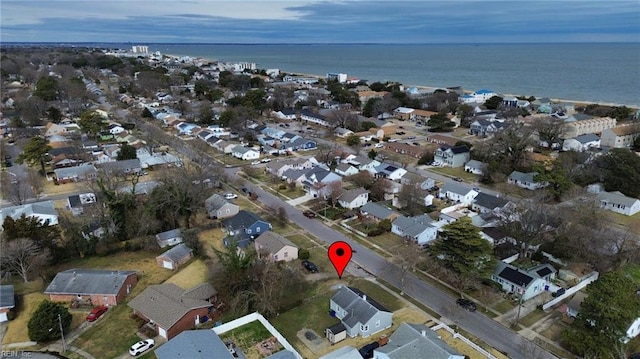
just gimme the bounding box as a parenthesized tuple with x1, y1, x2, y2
(596, 191, 640, 216)
(461, 89, 496, 104)
(254, 231, 299, 262)
(491, 261, 557, 301)
(464, 160, 487, 175)
(433, 145, 470, 168)
(0, 201, 59, 227)
(373, 323, 464, 359)
(439, 182, 478, 206)
(391, 215, 437, 246)
(337, 188, 369, 209)
(231, 146, 260, 161)
(328, 286, 393, 338)
(374, 163, 407, 181)
(107, 123, 126, 135)
(507, 171, 547, 190)
(562, 133, 601, 152)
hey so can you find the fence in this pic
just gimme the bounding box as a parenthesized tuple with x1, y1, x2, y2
(542, 271, 599, 311)
(212, 312, 303, 359)
(431, 323, 499, 359)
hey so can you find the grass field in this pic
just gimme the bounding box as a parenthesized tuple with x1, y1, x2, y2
(429, 166, 477, 182)
(164, 258, 209, 289)
(2, 292, 50, 344)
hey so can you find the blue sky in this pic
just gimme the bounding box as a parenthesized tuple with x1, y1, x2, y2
(2, 1, 639, 43)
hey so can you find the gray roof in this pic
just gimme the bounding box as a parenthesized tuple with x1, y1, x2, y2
(440, 181, 474, 196)
(45, 269, 137, 296)
(0, 285, 15, 309)
(335, 163, 356, 173)
(400, 171, 424, 184)
(98, 159, 141, 173)
(157, 229, 182, 242)
(575, 133, 600, 144)
(473, 192, 510, 210)
(158, 243, 193, 262)
(266, 350, 298, 359)
(232, 145, 257, 154)
(155, 330, 233, 359)
(54, 164, 97, 178)
(1, 201, 58, 225)
(281, 168, 306, 181)
(597, 191, 640, 207)
(339, 187, 369, 203)
(332, 286, 390, 329)
(119, 180, 161, 195)
(255, 232, 298, 254)
(222, 210, 268, 231)
(319, 346, 361, 359)
(375, 323, 461, 359)
(392, 215, 434, 238)
(360, 202, 394, 220)
(205, 194, 236, 212)
(508, 171, 538, 183)
(128, 283, 215, 330)
(465, 159, 486, 170)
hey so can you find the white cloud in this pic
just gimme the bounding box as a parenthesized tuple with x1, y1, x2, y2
(0, 0, 316, 26)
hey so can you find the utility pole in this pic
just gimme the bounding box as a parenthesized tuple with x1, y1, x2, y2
(58, 313, 66, 353)
(513, 283, 524, 329)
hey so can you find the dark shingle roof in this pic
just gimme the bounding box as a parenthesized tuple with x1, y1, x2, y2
(473, 192, 510, 210)
(449, 145, 470, 154)
(0, 285, 15, 308)
(222, 210, 267, 230)
(536, 267, 553, 277)
(45, 269, 137, 296)
(498, 267, 534, 286)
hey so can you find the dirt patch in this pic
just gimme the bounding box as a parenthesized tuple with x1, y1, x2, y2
(296, 328, 326, 355)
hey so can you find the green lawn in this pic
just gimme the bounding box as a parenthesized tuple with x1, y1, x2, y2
(520, 309, 549, 328)
(492, 299, 516, 314)
(623, 264, 640, 283)
(429, 166, 477, 182)
(607, 212, 640, 234)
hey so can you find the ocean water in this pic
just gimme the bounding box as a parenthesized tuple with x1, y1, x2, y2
(150, 43, 640, 106)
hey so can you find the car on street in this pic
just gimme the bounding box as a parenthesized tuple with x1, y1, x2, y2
(129, 339, 155, 356)
(473, 187, 481, 192)
(260, 158, 271, 163)
(412, 142, 420, 146)
(301, 260, 318, 273)
(224, 193, 238, 200)
(251, 160, 261, 165)
(303, 211, 316, 218)
(374, 143, 384, 148)
(388, 138, 398, 142)
(85, 305, 108, 322)
(456, 298, 477, 311)
(407, 136, 416, 139)
(362, 143, 372, 147)
(453, 177, 463, 182)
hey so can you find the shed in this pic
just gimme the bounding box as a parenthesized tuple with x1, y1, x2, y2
(156, 229, 183, 248)
(156, 243, 193, 270)
(325, 322, 347, 344)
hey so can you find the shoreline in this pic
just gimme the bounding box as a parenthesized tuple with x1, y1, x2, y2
(162, 53, 639, 110)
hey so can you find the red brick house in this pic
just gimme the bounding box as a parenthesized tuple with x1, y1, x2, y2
(384, 142, 424, 158)
(45, 269, 138, 306)
(128, 283, 218, 340)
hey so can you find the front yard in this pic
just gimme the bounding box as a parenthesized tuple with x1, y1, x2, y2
(429, 166, 478, 182)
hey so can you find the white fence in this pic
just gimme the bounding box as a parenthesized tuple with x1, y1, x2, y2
(542, 271, 599, 311)
(431, 323, 499, 359)
(212, 312, 303, 359)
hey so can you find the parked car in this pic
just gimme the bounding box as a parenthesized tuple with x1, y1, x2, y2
(241, 187, 249, 194)
(456, 298, 477, 311)
(260, 158, 271, 163)
(388, 138, 398, 142)
(224, 193, 238, 200)
(303, 211, 316, 218)
(359, 341, 380, 359)
(552, 288, 565, 298)
(453, 177, 463, 182)
(374, 143, 384, 148)
(129, 339, 155, 356)
(85, 305, 108, 322)
(301, 260, 318, 273)
(251, 160, 261, 165)
(407, 135, 416, 139)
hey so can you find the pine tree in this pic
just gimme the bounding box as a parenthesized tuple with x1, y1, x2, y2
(28, 300, 72, 342)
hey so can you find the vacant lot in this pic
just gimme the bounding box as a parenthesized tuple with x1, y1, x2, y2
(164, 258, 209, 289)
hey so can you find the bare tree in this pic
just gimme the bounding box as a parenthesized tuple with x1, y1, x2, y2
(1, 174, 31, 205)
(276, 207, 288, 227)
(0, 238, 50, 282)
(326, 181, 343, 207)
(27, 168, 45, 200)
(392, 241, 424, 295)
(326, 109, 359, 131)
(499, 200, 557, 258)
(397, 180, 427, 216)
(530, 116, 566, 148)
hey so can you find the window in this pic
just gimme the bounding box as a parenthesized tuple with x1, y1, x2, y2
(247, 229, 252, 234)
(256, 227, 261, 233)
(284, 252, 288, 258)
(360, 324, 369, 332)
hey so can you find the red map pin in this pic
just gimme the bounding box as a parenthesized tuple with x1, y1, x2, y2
(328, 241, 353, 279)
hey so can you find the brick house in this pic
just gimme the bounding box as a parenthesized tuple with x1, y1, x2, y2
(45, 269, 138, 306)
(128, 283, 218, 340)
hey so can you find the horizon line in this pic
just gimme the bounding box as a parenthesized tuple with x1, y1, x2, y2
(1, 41, 639, 46)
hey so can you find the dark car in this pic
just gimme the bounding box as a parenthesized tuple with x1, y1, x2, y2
(453, 177, 463, 182)
(552, 288, 565, 298)
(456, 298, 477, 311)
(86, 305, 108, 322)
(303, 211, 316, 219)
(359, 342, 380, 359)
(301, 260, 318, 273)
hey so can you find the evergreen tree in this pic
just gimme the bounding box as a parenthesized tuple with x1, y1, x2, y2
(116, 143, 138, 161)
(141, 107, 153, 118)
(28, 300, 72, 342)
(16, 137, 51, 175)
(431, 217, 494, 295)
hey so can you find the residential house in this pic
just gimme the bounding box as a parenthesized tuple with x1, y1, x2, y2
(469, 119, 506, 137)
(176, 122, 200, 135)
(344, 155, 381, 173)
(287, 137, 317, 151)
(212, 140, 234, 154)
(491, 262, 557, 301)
(426, 134, 458, 147)
(420, 177, 437, 191)
(97, 159, 142, 175)
(374, 164, 407, 181)
(391, 215, 437, 246)
(266, 158, 314, 178)
(232, 145, 260, 161)
(562, 133, 601, 152)
(204, 194, 240, 219)
(119, 180, 160, 196)
(335, 163, 359, 177)
(300, 110, 329, 127)
(460, 89, 496, 104)
(44, 122, 69, 137)
(472, 193, 512, 214)
(0, 201, 59, 227)
(338, 188, 370, 209)
(439, 182, 478, 206)
(564, 116, 616, 138)
(393, 107, 415, 121)
(156, 229, 183, 248)
(156, 243, 193, 270)
(319, 346, 362, 359)
(45, 269, 138, 306)
(67, 193, 97, 216)
(360, 202, 398, 222)
(601, 125, 640, 148)
(596, 191, 640, 216)
(433, 146, 470, 168)
(154, 330, 234, 359)
(373, 323, 464, 359)
(54, 164, 98, 184)
(273, 109, 298, 121)
(328, 286, 393, 339)
(464, 160, 487, 175)
(0, 285, 15, 322)
(107, 123, 125, 135)
(302, 167, 343, 198)
(334, 127, 354, 138)
(385, 142, 424, 159)
(507, 171, 547, 190)
(128, 283, 217, 340)
(254, 231, 299, 262)
(222, 210, 272, 248)
(137, 148, 182, 169)
(399, 171, 424, 187)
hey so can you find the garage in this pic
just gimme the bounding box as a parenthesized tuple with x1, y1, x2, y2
(158, 327, 168, 339)
(162, 260, 174, 270)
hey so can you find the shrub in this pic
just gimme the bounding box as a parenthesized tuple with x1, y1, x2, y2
(28, 300, 72, 342)
(298, 249, 310, 260)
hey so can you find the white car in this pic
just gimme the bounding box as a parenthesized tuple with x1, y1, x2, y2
(374, 143, 384, 148)
(260, 158, 272, 163)
(388, 138, 398, 142)
(224, 193, 238, 200)
(251, 160, 261, 165)
(129, 339, 155, 356)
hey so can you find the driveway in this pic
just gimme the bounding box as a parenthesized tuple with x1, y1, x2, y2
(286, 193, 315, 206)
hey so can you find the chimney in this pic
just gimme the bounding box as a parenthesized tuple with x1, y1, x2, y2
(73, 271, 76, 278)
(421, 330, 427, 337)
(362, 294, 367, 301)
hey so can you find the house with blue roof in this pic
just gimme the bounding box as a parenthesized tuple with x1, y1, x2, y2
(176, 122, 199, 135)
(222, 210, 272, 248)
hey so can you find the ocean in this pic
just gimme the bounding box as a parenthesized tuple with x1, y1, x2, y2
(148, 43, 640, 106)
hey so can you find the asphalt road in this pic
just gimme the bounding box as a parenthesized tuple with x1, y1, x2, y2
(225, 167, 556, 359)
